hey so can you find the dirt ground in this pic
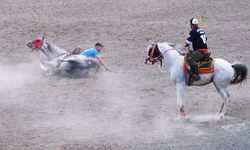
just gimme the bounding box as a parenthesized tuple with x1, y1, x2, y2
(0, 0, 250, 149)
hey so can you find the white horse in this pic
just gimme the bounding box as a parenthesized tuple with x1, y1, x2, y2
(145, 42, 247, 117)
(26, 36, 100, 78)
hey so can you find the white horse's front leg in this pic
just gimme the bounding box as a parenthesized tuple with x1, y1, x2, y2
(176, 81, 186, 116)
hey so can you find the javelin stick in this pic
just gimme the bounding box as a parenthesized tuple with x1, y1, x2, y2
(105, 67, 124, 73)
(198, 16, 203, 28)
(145, 38, 155, 44)
(111, 70, 124, 73)
(148, 40, 155, 44)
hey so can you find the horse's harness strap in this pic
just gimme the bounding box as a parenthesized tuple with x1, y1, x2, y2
(150, 44, 157, 62)
(149, 44, 176, 66)
(162, 48, 175, 56)
(154, 48, 175, 63)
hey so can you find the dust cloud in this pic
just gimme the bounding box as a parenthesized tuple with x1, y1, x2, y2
(0, 62, 41, 93)
(41, 71, 207, 146)
(1, 0, 249, 148)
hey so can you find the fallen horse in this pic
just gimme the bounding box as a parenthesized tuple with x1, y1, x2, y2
(26, 36, 100, 78)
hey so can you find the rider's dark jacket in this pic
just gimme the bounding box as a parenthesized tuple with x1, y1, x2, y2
(186, 27, 208, 53)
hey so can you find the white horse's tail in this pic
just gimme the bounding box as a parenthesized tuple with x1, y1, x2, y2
(230, 62, 248, 85)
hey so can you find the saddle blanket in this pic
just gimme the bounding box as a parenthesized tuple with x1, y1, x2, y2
(184, 55, 214, 74)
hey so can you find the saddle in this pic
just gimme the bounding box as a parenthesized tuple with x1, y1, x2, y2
(184, 52, 214, 74)
(184, 53, 214, 85)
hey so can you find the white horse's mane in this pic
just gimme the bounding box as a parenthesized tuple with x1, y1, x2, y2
(157, 42, 185, 55)
(45, 42, 66, 54)
(161, 42, 182, 50)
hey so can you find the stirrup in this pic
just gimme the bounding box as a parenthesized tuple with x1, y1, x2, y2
(193, 74, 201, 81)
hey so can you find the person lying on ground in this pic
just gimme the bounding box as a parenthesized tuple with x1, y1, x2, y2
(81, 42, 113, 71)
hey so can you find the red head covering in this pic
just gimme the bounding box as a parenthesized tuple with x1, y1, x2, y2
(32, 39, 43, 49)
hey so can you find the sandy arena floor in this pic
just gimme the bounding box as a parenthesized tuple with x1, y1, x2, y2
(0, 0, 250, 149)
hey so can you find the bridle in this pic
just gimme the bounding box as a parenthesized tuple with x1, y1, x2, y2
(26, 39, 44, 61)
(32, 39, 44, 51)
(150, 44, 161, 63)
(146, 43, 175, 66)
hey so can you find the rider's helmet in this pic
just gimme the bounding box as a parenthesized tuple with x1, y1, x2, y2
(190, 18, 199, 25)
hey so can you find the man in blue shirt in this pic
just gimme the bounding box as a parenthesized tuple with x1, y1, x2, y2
(81, 43, 112, 71)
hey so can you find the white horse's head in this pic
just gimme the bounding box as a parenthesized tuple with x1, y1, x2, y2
(26, 36, 66, 60)
(145, 42, 183, 65)
(145, 43, 163, 65)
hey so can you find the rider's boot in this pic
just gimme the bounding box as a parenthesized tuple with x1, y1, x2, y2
(193, 73, 201, 81)
(190, 64, 200, 81)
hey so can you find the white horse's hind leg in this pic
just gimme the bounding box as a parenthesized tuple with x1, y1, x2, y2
(212, 58, 234, 117)
(176, 81, 186, 116)
(225, 89, 231, 103)
(214, 85, 230, 118)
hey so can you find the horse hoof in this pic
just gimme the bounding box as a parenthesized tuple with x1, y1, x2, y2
(218, 113, 225, 120)
(180, 111, 187, 117)
(180, 105, 187, 117)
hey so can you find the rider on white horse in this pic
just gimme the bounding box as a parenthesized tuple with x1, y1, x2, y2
(81, 43, 113, 72)
(145, 41, 247, 117)
(185, 17, 209, 81)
